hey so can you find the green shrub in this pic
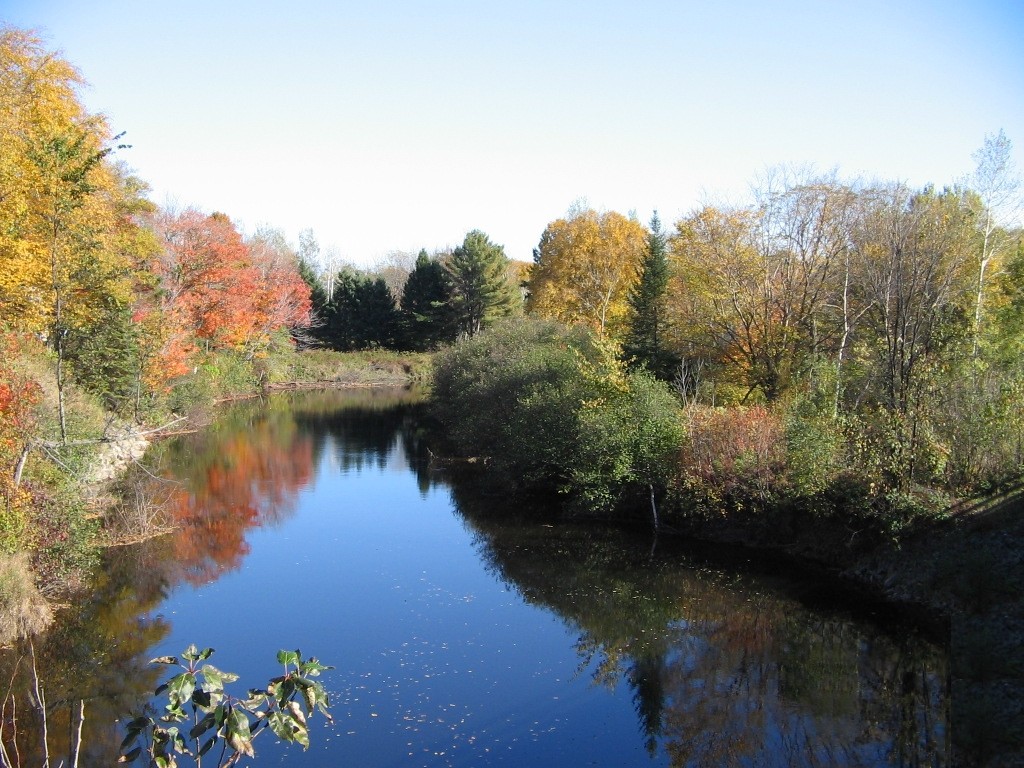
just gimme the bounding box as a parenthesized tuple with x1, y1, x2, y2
(572, 370, 683, 516)
(782, 387, 846, 497)
(432, 317, 596, 491)
(432, 319, 684, 517)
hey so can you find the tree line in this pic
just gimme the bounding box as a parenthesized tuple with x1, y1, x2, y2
(298, 231, 521, 352)
(524, 159, 1023, 497)
(1, 22, 1021, 569)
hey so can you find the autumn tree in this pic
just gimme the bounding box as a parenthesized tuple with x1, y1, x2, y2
(446, 230, 518, 337)
(0, 26, 87, 333)
(852, 185, 975, 414)
(528, 208, 647, 338)
(0, 28, 159, 436)
(623, 212, 677, 379)
(847, 185, 977, 487)
(245, 225, 314, 349)
(150, 211, 311, 360)
(668, 205, 767, 401)
(966, 129, 1021, 356)
(668, 174, 856, 402)
(152, 209, 255, 350)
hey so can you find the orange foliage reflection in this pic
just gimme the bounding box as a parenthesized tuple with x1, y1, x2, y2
(162, 414, 315, 585)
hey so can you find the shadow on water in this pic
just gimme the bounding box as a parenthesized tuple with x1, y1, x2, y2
(446, 480, 950, 767)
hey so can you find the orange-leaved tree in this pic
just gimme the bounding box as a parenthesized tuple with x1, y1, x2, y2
(152, 211, 312, 358)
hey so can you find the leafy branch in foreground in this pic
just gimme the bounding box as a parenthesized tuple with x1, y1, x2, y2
(119, 645, 333, 767)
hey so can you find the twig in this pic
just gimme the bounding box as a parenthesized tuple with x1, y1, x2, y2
(0, 674, 14, 768)
(30, 641, 49, 768)
(70, 700, 84, 768)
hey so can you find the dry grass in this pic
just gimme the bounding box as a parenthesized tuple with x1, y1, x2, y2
(0, 553, 52, 646)
(103, 475, 177, 546)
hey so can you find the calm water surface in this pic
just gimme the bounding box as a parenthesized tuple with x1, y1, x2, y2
(18, 389, 949, 766)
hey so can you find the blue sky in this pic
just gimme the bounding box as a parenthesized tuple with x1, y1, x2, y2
(4, 0, 1022, 265)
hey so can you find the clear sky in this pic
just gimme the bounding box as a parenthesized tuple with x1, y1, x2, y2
(4, 0, 1022, 266)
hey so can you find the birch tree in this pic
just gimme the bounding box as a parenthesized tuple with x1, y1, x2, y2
(967, 129, 1020, 356)
(528, 208, 646, 338)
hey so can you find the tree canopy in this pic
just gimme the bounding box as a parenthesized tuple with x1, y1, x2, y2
(528, 207, 647, 338)
(446, 230, 518, 337)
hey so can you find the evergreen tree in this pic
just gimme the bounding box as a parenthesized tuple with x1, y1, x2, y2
(323, 270, 401, 350)
(447, 230, 517, 337)
(352, 277, 400, 348)
(623, 212, 677, 379)
(64, 299, 141, 416)
(400, 249, 455, 350)
(323, 269, 363, 350)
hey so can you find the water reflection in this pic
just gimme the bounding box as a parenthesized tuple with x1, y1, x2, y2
(448, 485, 949, 766)
(0, 389, 948, 766)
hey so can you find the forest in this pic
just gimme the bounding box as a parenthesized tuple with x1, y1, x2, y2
(1, 24, 1022, 622)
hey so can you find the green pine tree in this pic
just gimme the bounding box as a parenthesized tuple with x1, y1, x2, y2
(624, 212, 677, 379)
(447, 230, 517, 337)
(400, 249, 456, 350)
(352, 277, 400, 349)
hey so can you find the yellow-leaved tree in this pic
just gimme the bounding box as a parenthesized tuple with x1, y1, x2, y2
(668, 173, 857, 403)
(0, 26, 142, 436)
(528, 207, 646, 339)
(0, 26, 88, 331)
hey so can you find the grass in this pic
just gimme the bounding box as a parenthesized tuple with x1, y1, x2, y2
(264, 347, 433, 388)
(0, 553, 52, 645)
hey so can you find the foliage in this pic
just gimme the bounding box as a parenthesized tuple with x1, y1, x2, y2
(296, 256, 328, 322)
(432, 317, 594, 491)
(780, 368, 847, 497)
(64, 300, 143, 414)
(623, 212, 677, 379)
(0, 26, 93, 333)
(399, 249, 456, 350)
(318, 269, 401, 351)
(667, 175, 857, 402)
(677, 405, 788, 514)
(529, 207, 647, 338)
(446, 230, 518, 337)
(150, 210, 312, 359)
(571, 369, 684, 517)
(433, 318, 683, 515)
(119, 645, 332, 767)
(28, 484, 99, 594)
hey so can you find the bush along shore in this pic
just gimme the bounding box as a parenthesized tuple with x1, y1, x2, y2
(430, 317, 1024, 767)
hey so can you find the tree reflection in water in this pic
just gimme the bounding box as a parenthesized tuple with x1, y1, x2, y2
(448, 485, 948, 767)
(0, 388, 433, 765)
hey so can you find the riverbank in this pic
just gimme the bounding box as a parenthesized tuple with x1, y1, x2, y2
(596, 484, 1024, 766)
(31, 344, 1022, 765)
(614, 485, 1024, 767)
(428, 319, 1023, 766)
(846, 491, 1024, 768)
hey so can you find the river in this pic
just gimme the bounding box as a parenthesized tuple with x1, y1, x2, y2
(4, 388, 949, 766)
